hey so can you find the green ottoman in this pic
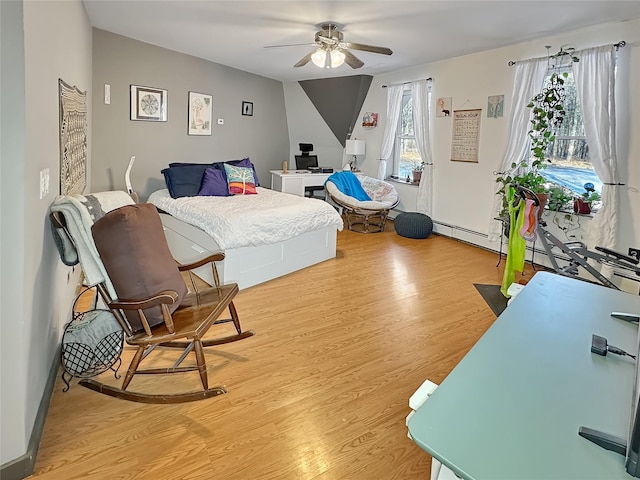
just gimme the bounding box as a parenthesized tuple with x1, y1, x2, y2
(394, 212, 433, 239)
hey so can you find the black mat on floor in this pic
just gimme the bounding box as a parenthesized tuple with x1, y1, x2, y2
(473, 284, 508, 317)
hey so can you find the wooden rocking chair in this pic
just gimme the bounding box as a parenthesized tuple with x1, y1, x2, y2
(51, 199, 254, 403)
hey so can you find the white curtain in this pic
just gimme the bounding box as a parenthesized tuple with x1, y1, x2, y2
(411, 79, 433, 215)
(377, 159, 387, 180)
(380, 85, 404, 176)
(573, 45, 619, 252)
(487, 57, 549, 241)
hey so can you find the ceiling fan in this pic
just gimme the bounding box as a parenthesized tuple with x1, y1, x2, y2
(265, 23, 393, 69)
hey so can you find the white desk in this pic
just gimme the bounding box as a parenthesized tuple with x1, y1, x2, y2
(270, 170, 332, 197)
(408, 272, 640, 479)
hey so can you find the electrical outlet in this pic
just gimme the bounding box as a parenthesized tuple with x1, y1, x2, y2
(104, 84, 111, 104)
(39, 168, 50, 199)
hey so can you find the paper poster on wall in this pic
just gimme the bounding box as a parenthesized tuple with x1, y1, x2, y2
(487, 95, 504, 118)
(451, 109, 481, 163)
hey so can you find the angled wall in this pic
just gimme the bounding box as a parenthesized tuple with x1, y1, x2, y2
(299, 75, 372, 146)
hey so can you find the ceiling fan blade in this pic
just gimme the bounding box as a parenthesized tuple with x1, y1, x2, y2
(345, 42, 393, 56)
(264, 43, 316, 49)
(294, 52, 314, 68)
(343, 50, 364, 69)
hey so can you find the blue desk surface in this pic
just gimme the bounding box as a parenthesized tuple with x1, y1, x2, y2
(408, 272, 640, 479)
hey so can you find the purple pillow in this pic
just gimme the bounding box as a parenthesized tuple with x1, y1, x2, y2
(197, 168, 230, 197)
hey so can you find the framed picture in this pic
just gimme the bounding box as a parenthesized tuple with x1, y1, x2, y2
(188, 91, 212, 135)
(242, 101, 253, 116)
(130, 85, 167, 121)
(487, 94, 504, 118)
(362, 112, 378, 127)
(436, 97, 452, 117)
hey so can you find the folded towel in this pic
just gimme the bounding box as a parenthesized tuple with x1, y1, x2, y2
(326, 171, 371, 201)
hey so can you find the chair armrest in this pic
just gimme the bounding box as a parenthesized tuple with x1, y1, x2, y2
(109, 290, 179, 311)
(177, 253, 225, 271)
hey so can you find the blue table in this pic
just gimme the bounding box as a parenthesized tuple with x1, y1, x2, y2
(408, 272, 640, 479)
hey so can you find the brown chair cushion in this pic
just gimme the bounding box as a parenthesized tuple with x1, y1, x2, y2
(91, 203, 187, 333)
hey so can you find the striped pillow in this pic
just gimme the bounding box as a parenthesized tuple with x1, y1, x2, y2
(223, 163, 257, 195)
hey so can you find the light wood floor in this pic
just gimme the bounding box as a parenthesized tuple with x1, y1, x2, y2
(31, 224, 536, 480)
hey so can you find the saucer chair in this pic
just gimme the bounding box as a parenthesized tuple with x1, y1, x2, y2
(326, 174, 399, 233)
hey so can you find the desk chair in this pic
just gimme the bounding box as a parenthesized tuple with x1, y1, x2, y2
(50, 195, 254, 403)
(295, 154, 325, 199)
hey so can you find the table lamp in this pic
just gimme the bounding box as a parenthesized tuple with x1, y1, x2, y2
(346, 139, 366, 172)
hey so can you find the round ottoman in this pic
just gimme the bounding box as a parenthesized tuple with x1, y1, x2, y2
(394, 212, 433, 239)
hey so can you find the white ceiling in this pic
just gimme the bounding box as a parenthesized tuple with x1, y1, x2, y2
(83, 1, 640, 83)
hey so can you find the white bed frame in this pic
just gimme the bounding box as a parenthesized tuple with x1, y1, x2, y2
(159, 213, 338, 290)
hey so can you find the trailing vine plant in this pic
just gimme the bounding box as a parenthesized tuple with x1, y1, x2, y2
(495, 46, 579, 219)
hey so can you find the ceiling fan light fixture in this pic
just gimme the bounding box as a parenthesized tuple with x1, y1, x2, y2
(311, 48, 327, 68)
(330, 49, 345, 68)
(311, 47, 345, 69)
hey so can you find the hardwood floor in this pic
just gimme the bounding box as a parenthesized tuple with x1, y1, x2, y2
(31, 225, 536, 480)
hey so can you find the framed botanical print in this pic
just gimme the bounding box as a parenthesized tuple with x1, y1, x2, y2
(188, 91, 212, 135)
(130, 85, 167, 121)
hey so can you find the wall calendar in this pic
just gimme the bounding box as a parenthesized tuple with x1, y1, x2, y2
(451, 109, 481, 163)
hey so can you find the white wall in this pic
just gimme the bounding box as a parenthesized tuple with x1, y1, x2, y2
(1, 0, 28, 464)
(352, 18, 640, 253)
(0, 0, 92, 466)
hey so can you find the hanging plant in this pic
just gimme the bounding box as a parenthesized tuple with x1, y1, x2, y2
(495, 47, 579, 218)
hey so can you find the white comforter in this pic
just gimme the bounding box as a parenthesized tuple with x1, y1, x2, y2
(147, 188, 343, 250)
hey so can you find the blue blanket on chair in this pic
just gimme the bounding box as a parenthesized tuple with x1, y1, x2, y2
(326, 171, 371, 201)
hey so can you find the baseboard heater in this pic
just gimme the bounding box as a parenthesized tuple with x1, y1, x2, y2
(391, 214, 573, 268)
(432, 220, 488, 239)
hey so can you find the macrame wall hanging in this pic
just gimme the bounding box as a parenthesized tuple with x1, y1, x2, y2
(58, 78, 87, 195)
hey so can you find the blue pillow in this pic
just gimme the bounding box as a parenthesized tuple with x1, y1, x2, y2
(197, 168, 230, 197)
(162, 164, 209, 198)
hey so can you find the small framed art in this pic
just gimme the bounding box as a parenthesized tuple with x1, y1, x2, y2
(130, 85, 167, 121)
(188, 91, 212, 135)
(242, 101, 253, 116)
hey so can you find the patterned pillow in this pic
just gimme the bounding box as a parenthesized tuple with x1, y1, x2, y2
(223, 164, 257, 195)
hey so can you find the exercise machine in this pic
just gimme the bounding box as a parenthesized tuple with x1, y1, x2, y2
(515, 186, 640, 291)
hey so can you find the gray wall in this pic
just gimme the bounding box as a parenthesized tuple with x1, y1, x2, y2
(1, 0, 92, 467)
(92, 29, 290, 200)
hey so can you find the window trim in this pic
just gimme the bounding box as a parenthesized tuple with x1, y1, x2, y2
(392, 88, 421, 179)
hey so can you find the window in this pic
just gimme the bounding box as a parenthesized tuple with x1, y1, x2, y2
(393, 90, 421, 180)
(538, 70, 601, 196)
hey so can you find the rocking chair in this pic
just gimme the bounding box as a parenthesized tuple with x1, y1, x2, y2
(50, 196, 254, 403)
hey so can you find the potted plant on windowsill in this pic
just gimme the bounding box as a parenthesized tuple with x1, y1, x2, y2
(412, 161, 424, 184)
(574, 182, 601, 215)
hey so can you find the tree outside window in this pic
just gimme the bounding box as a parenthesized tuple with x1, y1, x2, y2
(538, 70, 601, 198)
(394, 91, 422, 180)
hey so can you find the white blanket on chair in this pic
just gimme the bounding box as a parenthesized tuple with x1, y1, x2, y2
(50, 191, 134, 290)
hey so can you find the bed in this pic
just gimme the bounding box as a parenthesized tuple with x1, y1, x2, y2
(148, 187, 343, 290)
